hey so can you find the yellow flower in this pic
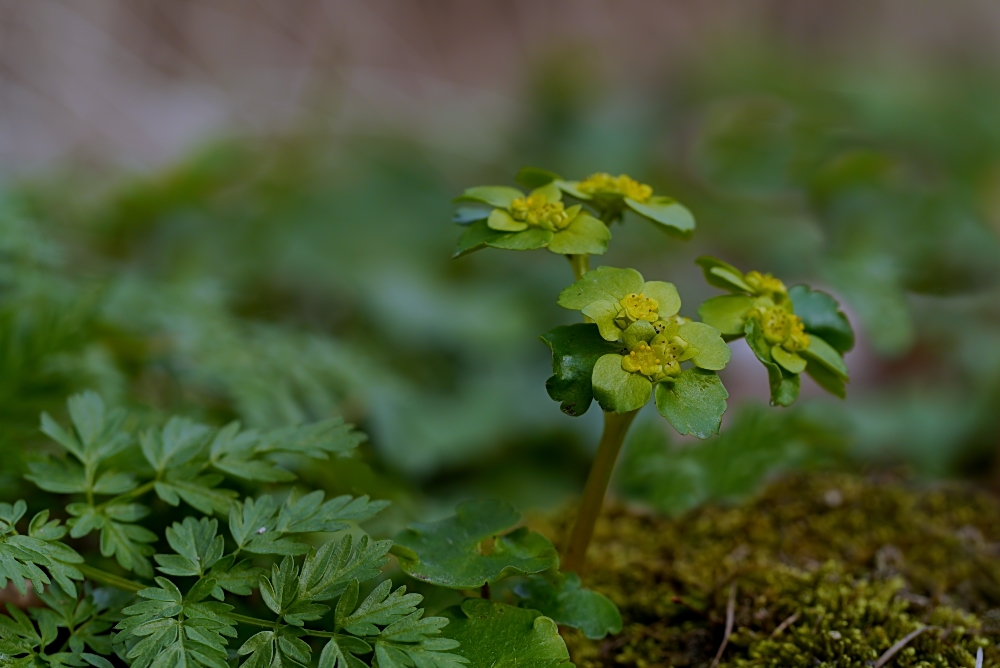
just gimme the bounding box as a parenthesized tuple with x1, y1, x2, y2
(753, 306, 810, 352)
(509, 194, 574, 231)
(620, 338, 684, 380)
(577, 173, 653, 203)
(744, 271, 787, 298)
(619, 293, 660, 323)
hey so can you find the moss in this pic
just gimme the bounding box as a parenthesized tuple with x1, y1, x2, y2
(540, 472, 1000, 666)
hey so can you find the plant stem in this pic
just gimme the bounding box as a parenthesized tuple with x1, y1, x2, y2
(77, 564, 146, 593)
(227, 612, 277, 628)
(568, 254, 590, 280)
(562, 409, 638, 573)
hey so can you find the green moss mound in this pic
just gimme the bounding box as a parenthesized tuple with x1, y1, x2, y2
(548, 472, 1000, 667)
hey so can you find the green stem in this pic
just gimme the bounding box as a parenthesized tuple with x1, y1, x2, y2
(77, 564, 147, 593)
(96, 481, 156, 512)
(562, 409, 638, 573)
(568, 254, 590, 281)
(227, 613, 277, 629)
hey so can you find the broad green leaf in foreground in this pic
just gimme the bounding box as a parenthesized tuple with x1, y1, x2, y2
(788, 284, 854, 353)
(514, 572, 622, 640)
(592, 354, 653, 414)
(441, 599, 573, 668)
(392, 501, 558, 589)
(654, 369, 728, 439)
(745, 318, 802, 407)
(540, 324, 621, 417)
(697, 294, 753, 338)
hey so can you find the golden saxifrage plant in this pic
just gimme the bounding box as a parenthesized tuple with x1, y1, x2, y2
(453, 167, 852, 573)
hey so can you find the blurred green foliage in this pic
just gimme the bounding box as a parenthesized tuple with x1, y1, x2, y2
(3, 40, 1000, 522)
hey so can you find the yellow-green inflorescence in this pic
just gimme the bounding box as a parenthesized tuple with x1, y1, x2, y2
(621, 316, 692, 382)
(535, 472, 999, 667)
(576, 173, 654, 203)
(508, 193, 579, 231)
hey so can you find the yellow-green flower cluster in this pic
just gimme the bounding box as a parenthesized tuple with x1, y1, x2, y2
(621, 323, 690, 382)
(508, 194, 577, 231)
(576, 173, 654, 204)
(696, 255, 853, 407)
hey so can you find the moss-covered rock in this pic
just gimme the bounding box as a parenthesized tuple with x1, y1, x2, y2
(541, 472, 1000, 666)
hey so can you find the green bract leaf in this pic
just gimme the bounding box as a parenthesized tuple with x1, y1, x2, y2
(557, 266, 644, 311)
(678, 321, 731, 371)
(592, 354, 652, 414)
(452, 207, 489, 225)
(441, 599, 572, 668)
(695, 256, 753, 293)
(622, 321, 656, 349)
(453, 220, 505, 258)
(514, 572, 622, 640)
(805, 360, 847, 399)
(641, 281, 681, 318)
(745, 318, 801, 407)
(487, 209, 527, 232)
(486, 227, 553, 251)
(540, 324, 621, 417)
(454, 186, 524, 208)
(767, 364, 801, 407)
(581, 300, 623, 342)
(654, 369, 728, 439)
(515, 167, 560, 189)
(697, 295, 753, 337)
(801, 335, 849, 380)
(789, 284, 855, 353)
(546, 213, 611, 256)
(771, 346, 807, 374)
(392, 500, 558, 589)
(625, 197, 695, 237)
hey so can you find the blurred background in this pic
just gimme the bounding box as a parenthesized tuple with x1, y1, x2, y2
(3, 0, 1000, 525)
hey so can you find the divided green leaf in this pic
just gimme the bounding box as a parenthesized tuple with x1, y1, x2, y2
(392, 501, 558, 589)
(514, 572, 622, 640)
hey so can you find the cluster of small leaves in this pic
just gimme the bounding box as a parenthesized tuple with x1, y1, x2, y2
(542, 267, 731, 438)
(0, 501, 84, 601)
(696, 256, 853, 406)
(0, 490, 462, 668)
(452, 168, 694, 258)
(0, 585, 129, 668)
(392, 500, 622, 643)
(6, 393, 602, 667)
(27, 391, 367, 577)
